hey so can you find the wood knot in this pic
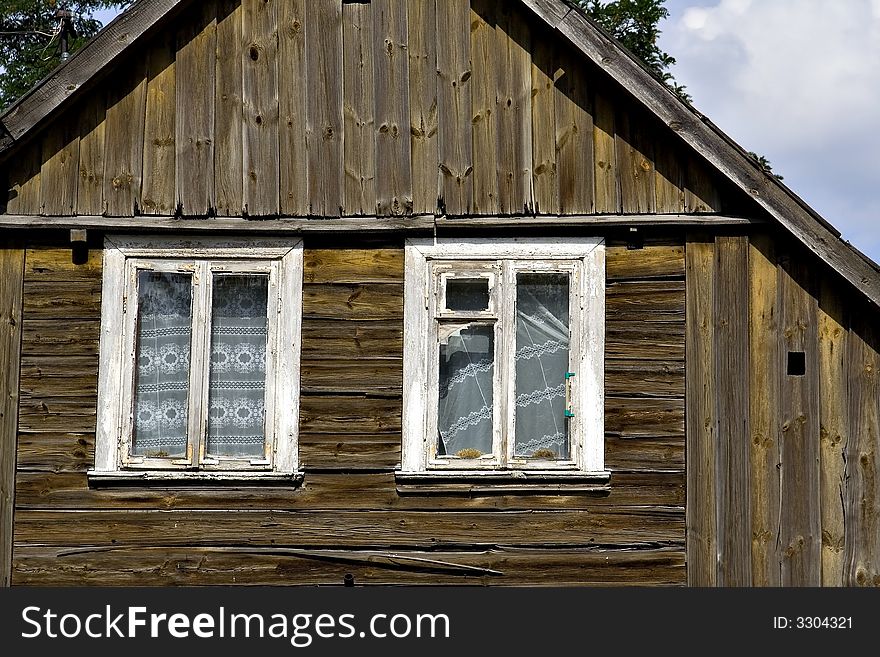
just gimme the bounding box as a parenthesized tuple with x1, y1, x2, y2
(323, 126, 334, 140)
(249, 45, 259, 61)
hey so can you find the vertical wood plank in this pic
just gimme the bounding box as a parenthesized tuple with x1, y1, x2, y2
(779, 252, 821, 586)
(714, 235, 751, 586)
(278, 0, 308, 216)
(176, 4, 217, 216)
(555, 45, 593, 214)
(306, 0, 344, 216)
(5, 141, 41, 215)
(654, 137, 685, 214)
(103, 60, 147, 217)
(616, 108, 655, 214)
(592, 90, 617, 213)
(818, 277, 848, 586)
(142, 31, 176, 216)
(77, 94, 106, 216)
(530, 32, 558, 215)
(407, 0, 438, 216)
(686, 235, 717, 586)
(39, 120, 79, 216)
(470, 0, 498, 215)
(495, 2, 532, 215)
(437, 0, 472, 216)
(749, 234, 781, 586)
(0, 248, 24, 587)
(215, 0, 244, 216)
(686, 155, 720, 213)
(845, 313, 880, 586)
(373, 0, 412, 216)
(243, 0, 280, 217)
(343, 2, 376, 216)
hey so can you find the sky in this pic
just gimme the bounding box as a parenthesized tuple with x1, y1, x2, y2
(92, 2, 880, 262)
(659, 0, 880, 263)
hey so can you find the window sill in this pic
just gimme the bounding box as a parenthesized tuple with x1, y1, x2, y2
(394, 470, 611, 495)
(87, 470, 305, 487)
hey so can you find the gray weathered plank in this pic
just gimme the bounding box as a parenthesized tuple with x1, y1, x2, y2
(373, 0, 412, 216)
(39, 121, 79, 216)
(714, 235, 751, 586)
(530, 30, 558, 214)
(407, 0, 438, 216)
(141, 30, 176, 216)
(748, 234, 781, 586)
(818, 276, 848, 586)
(242, 0, 280, 216)
(592, 89, 617, 213)
(436, 0, 472, 215)
(0, 248, 24, 587)
(215, 0, 244, 216)
(470, 0, 498, 215)
(102, 60, 147, 217)
(76, 94, 106, 216)
(778, 252, 821, 586)
(306, 0, 344, 216)
(495, 1, 532, 214)
(343, 2, 376, 215)
(555, 44, 593, 214)
(617, 108, 655, 214)
(845, 314, 880, 586)
(685, 235, 716, 586)
(278, 0, 308, 216)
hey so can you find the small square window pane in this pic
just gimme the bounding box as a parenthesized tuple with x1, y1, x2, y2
(438, 323, 494, 458)
(514, 273, 570, 459)
(445, 278, 490, 312)
(207, 274, 270, 458)
(132, 271, 192, 458)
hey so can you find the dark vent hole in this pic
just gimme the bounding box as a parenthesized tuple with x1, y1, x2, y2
(787, 351, 806, 376)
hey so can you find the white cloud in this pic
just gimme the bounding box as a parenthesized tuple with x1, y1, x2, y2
(660, 0, 880, 261)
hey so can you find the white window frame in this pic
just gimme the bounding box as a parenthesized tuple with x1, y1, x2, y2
(401, 237, 606, 477)
(90, 235, 303, 482)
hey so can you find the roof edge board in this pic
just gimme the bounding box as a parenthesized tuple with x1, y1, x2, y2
(550, 5, 880, 306)
(0, 0, 190, 150)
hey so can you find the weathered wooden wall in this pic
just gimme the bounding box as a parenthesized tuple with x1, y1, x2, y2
(686, 231, 880, 586)
(0, 245, 24, 587)
(3, 0, 730, 219)
(11, 234, 686, 585)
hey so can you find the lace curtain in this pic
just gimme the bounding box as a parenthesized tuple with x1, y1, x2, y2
(437, 273, 570, 460)
(132, 272, 269, 459)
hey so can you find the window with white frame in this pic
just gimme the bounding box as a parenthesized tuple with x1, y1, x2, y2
(401, 238, 606, 476)
(90, 237, 303, 481)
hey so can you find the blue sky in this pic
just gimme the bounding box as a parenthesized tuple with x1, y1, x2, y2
(660, 0, 880, 263)
(95, 2, 880, 262)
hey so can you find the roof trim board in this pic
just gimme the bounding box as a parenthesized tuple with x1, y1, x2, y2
(0, 0, 189, 149)
(1, 0, 878, 306)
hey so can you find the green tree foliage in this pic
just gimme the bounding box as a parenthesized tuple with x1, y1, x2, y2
(0, 1, 131, 111)
(577, 0, 691, 102)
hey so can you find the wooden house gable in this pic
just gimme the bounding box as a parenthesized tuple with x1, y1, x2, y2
(2, 0, 735, 220)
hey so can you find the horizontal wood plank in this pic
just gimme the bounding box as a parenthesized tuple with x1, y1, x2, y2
(14, 507, 685, 548)
(12, 545, 684, 586)
(14, 470, 685, 510)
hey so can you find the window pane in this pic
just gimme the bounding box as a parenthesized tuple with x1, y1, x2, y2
(207, 274, 269, 458)
(132, 271, 192, 458)
(438, 324, 494, 459)
(445, 278, 490, 312)
(515, 273, 570, 459)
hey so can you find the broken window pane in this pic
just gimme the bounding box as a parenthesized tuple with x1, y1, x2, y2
(514, 273, 570, 459)
(437, 323, 495, 459)
(445, 277, 490, 312)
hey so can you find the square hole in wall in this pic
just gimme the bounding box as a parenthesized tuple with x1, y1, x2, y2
(787, 351, 806, 376)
